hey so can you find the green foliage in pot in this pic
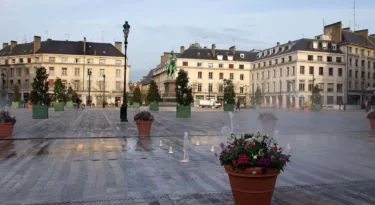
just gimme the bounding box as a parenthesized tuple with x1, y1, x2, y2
(30, 67, 51, 106)
(147, 80, 161, 103)
(132, 87, 142, 103)
(54, 78, 67, 103)
(223, 79, 236, 104)
(175, 69, 193, 106)
(12, 85, 21, 102)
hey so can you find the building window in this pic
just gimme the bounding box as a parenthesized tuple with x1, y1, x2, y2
(289, 56, 292, 61)
(308, 80, 313, 91)
(349, 47, 352, 53)
(27, 58, 31, 63)
(99, 59, 105, 64)
(373, 62, 375, 70)
(35, 57, 40, 63)
(25, 79, 29, 89)
(256, 73, 259, 80)
(198, 72, 202, 79)
(62, 68, 67, 76)
(62, 57, 68, 63)
(17, 68, 21, 76)
(219, 84, 223, 92)
(197, 62, 202, 67)
(239, 64, 244, 69)
(219, 73, 223, 79)
(208, 83, 213, 92)
(355, 59, 358, 67)
(183, 61, 188, 66)
(197, 83, 202, 92)
(263, 62, 266, 67)
(273, 82, 275, 92)
(74, 81, 80, 90)
(75, 58, 80, 63)
(100, 69, 105, 76)
(116, 81, 121, 91)
(286, 67, 289, 76)
(308, 55, 313, 61)
(25, 68, 29, 75)
(240, 74, 244, 80)
(19, 58, 23, 63)
(49, 57, 55, 63)
(317, 56, 323, 61)
(326, 56, 332, 62)
(336, 57, 342, 63)
(208, 63, 213, 68)
(230, 73, 234, 80)
(327, 83, 334, 92)
(116, 69, 121, 77)
(280, 68, 282, 77)
(87, 58, 93, 64)
(373, 73, 375, 80)
(267, 70, 270, 79)
(281, 58, 284, 63)
(251, 74, 254, 80)
(300, 66, 305, 74)
(349, 58, 352, 65)
(209, 72, 213, 79)
(49, 67, 54, 76)
(355, 48, 358, 54)
(229, 64, 234, 69)
(319, 67, 323, 75)
(361, 71, 365, 79)
(338, 68, 342, 76)
(368, 61, 371, 69)
(299, 80, 305, 91)
(349, 81, 352, 89)
(240, 87, 244, 93)
(329, 68, 333, 76)
(116, 60, 121, 65)
(74, 68, 80, 76)
(309, 66, 314, 75)
(269, 61, 272, 66)
(273, 69, 276, 78)
(355, 70, 358, 78)
(219, 63, 223, 68)
(368, 72, 370, 79)
(275, 59, 278, 64)
(361, 60, 365, 68)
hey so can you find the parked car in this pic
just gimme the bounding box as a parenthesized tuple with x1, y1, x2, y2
(199, 99, 221, 108)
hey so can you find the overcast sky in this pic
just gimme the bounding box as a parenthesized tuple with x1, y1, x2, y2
(1, 0, 374, 82)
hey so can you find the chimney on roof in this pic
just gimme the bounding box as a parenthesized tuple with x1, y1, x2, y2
(83, 37, 87, 54)
(180, 46, 185, 54)
(211, 44, 216, 57)
(354, 29, 369, 38)
(229, 46, 236, 53)
(115, 42, 122, 52)
(324, 21, 342, 42)
(343, 27, 351, 32)
(276, 42, 280, 46)
(2, 43, 8, 49)
(160, 55, 163, 64)
(10, 41, 17, 50)
(33, 36, 41, 54)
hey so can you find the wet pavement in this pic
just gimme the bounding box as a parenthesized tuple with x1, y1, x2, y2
(0, 108, 375, 204)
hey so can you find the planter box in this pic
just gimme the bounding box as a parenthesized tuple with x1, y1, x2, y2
(33, 105, 49, 119)
(224, 104, 234, 112)
(54, 102, 65, 111)
(255, 104, 261, 111)
(149, 103, 159, 111)
(225, 166, 279, 205)
(311, 104, 322, 112)
(176, 105, 191, 118)
(28, 104, 32, 111)
(135, 120, 153, 136)
(66, 101, 74, 108)
(11, 102, 19, 108)
(133, 102, 140, 108)
(0, 123, 15, 137)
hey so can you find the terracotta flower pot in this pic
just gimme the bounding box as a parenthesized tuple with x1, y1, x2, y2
(135, 120, 152, 136)
(369, 119, 375, 130)
(28, 104, 32, 111)
(225, 166, 280, 205)
(0, 123, 15, 137)
(261, 120, 277, 135)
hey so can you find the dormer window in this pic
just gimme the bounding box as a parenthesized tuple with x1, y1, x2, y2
(322, 42, 328, 50)
(240, 53, 245, 58)
(313, 41, 318, 49)
(288, 45, 291, 50)
(217, 55, 223, 60)
(227, 55, 233, 61)
(197, 52, 200, 56)
(263, 51, 267, 56)
(279, 47, 282, 52)
(332, 44, 337, 50)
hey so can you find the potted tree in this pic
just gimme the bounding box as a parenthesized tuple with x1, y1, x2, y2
(254, 87, 262, 110)
(66, 85, 74, 108)
(0, 110, 16, 138)
(219, 132, 290, 205)
(147, 80, 161, 111)
(132, 87, 141, 108)
(134, 111, 154, 136)
(30, 67, 51, 119)
(11, 85, 21, 108)
(258, 112, 278, 135)
(53, 78, 67, 111)
(175, 69, 193, 118)
(311, 84, 322, 111)
(223, 80, 235, 112)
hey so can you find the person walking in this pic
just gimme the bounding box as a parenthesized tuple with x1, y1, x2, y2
(236, 100, 240, 111)
(365, 99, 369, 112)
(339, 101, 342, 111)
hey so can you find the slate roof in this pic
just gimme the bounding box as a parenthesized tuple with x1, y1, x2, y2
(341, 31, 375, 49)
(0, 40, 124, 57)
(142, 69, 154, 85)
(368, 36, 375, 45)
(178, 47, 258, 62)
(255, 38, 343, 61)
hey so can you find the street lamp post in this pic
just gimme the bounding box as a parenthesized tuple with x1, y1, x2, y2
(287, 80, 292, 107)
(1, 73, 5, 100)
(88, 70, 92, 107)
(121, 21, 130, 122)
(102, 74, 106, 108)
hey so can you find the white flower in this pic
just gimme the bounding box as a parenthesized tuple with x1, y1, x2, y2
(253, 155, 257, 159)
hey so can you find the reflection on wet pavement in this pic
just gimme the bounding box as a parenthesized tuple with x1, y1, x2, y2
(0, 131, 375, 204)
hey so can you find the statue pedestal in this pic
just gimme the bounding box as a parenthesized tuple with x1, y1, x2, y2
(160, 80, 177, 106)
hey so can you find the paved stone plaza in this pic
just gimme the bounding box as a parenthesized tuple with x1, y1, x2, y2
(1, 108, 375, 204)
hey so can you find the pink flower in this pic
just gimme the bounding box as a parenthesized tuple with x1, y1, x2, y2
(251, 141, 255, 147)
(271, 155, 276, 160)
(237, 154, 250, 165)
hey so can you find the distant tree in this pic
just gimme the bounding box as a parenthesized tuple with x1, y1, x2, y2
(54, 78, 67, 102)
(132, 87, 141, 103)
(224, 79, 236, 104)
(30, 67, 51, 106)
(175, 69, 193, 106)
(66, 85, 74, 102)
(312, 84, 322, 105)
(255, 87, 262, 105)
(147, 80, 161, 103)
(12, 85, 21, 102)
